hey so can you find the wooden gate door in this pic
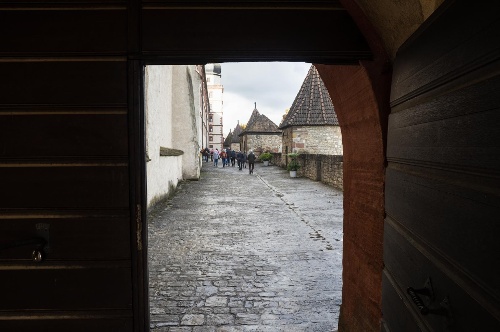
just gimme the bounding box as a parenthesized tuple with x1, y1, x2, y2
(383, 2, 500, 330)
(0, 5, 146, 331)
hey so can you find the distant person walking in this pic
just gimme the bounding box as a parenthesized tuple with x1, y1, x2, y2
(242, 151, 247, 169)
(230, 149, 236, 167)
(236, 150, 243, 171)
(213, 149, 220, 167)
(247, 150, 256, 174)
(204, 147, 210, 162)
(225, 148, 231, 167)
(220, 149, 227, 168)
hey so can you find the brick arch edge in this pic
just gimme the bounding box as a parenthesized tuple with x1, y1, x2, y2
(314, 4, 391, 330)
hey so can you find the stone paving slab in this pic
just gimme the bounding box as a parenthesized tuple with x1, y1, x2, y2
(148, 161, 344, 331)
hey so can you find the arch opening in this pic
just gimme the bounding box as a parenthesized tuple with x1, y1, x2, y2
(143, 60, 389, 332)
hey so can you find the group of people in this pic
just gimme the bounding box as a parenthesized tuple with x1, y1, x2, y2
(200, 147, 256, 174)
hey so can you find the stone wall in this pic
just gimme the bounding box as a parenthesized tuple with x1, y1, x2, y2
(272, 153, 343, 191)
(242, 133, 281, 155)
(230, 142, 241, 151)
(282, 126, 342, 155)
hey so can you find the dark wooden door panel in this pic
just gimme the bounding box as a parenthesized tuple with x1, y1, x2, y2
(0, 268, 132, 310)
(385, 165, 499, 297)
(382, 272, 426, 332)
(384, 221, 500, 331)
(142, 7, 370, 63)
(390, 3, 500, 104)
(388, 72, 500, 170)
(0, 112, 128, 158)
(0, 319, 133, 332)
(0, 9, 127, 56)
(384, 1, 500, 330)
(0, 62, 127, 106)
(0, 217, 130, 261)
(0, 51, 136, 328)
(0, 167, 129, 209)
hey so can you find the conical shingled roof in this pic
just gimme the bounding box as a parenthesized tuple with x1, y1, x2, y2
(242, 108, 280, 134)
(231, 123, 243, 143)
(246, 108, 260, 130)
(223, 130, 233, 146)
(279, 65, 338, 129)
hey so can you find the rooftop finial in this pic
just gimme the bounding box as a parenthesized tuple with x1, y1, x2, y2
(254, 102, 256, 109)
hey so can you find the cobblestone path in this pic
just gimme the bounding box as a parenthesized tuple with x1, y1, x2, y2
(148, 162, 344, 331)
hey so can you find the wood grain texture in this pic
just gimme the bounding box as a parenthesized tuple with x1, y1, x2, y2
(0, 1, 137, 325)
(0, 217, 130, 261)
(142, 9, 371, 63)
(384, 1, 500, 331)
(0, 268, 132, 310)
(382, 271, 426, 332)
(0, 167, 129, 209)
(0, 10, 127, 56)
(388, 72, 500, 171)
(0, 113, 128, 158)
(391, 2, 500, 106)
(385, 165, 500, 300)
(0, 62, 127, 106)
(384, 221, 500, 331)
(0, 318, 133, 332)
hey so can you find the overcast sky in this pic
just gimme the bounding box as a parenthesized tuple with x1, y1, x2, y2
(220, 62, 311, 136)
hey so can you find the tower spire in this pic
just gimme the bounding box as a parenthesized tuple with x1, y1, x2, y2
(254, 102, 256, 109)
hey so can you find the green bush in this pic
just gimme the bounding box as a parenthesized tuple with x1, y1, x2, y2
(258, 152, 273, 162)
(286, 153, 301, 171)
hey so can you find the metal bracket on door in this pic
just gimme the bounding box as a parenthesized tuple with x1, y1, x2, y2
(0, 222, 50, 263)
(0, 237, 47, 263)
(407, 278, 454, 327)
(407, 277, 435, 314)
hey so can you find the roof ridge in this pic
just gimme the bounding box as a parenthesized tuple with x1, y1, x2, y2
(243, 107, 280, 133)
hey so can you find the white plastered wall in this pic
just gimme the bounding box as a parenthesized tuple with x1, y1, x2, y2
(171, 65, 202, 180)
(145, 65, 183, 210)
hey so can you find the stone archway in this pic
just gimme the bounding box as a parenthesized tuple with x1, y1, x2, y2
(316, 62, 390, 331)
(311, 3, 392, 330)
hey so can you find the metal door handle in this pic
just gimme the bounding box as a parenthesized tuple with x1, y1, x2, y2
(0, 237, 47, 262)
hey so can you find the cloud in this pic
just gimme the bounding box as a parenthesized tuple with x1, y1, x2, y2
(220, 62, 311, 135)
